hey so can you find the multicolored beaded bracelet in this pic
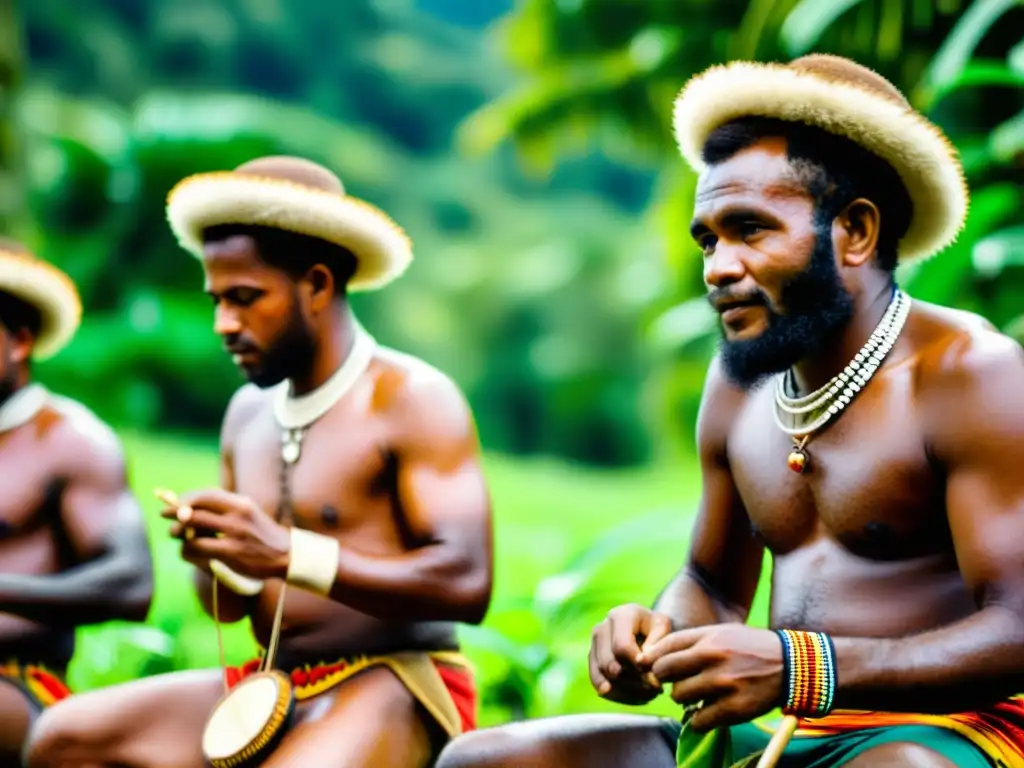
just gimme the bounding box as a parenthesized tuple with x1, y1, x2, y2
(775, 629, 837, 718)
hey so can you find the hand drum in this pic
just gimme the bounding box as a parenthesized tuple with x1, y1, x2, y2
(201, 670, 296, 768)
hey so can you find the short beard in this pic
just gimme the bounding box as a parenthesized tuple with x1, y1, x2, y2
(247, 300, 317, 389)
(715, 228, 855, 391)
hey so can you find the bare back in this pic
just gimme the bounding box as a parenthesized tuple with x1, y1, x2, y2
(725, 302, 999, 637)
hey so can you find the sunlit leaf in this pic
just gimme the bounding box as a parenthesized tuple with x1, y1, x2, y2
(924, 0, 1020, 91)
(1010, 37, 1024, 75)
(901, 183, 1021, 303)
(648, 296, 718, 353)
(918, 61, 1024, 110)
(780, 0, 864, 56)
(990, 108, 1024, 163)
(972, 226, 1024, 278)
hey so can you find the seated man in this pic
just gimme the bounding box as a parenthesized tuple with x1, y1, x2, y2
(25, 156, 494, 768)
(0, 240, 153, 766)
(436, 55, 1024, 768)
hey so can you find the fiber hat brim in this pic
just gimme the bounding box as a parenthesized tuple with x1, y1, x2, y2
(672, 54, 969, 263)
(166, 156, 413, 291)
(0, 243, 82, 360)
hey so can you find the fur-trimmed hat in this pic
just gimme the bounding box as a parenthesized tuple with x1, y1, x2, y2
(672, 54, 968, 263)
(0, 240, 81, 360)
(165, 156, 413, 291)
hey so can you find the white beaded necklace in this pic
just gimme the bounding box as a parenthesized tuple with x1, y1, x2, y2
(0, 384, 48, 433)
(272, 321, 376, 465)
(773, 289, 911, 473)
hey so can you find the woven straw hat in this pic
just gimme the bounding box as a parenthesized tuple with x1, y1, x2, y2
(166, 156, 413, 291)
(0, 240, 81, 359)
(672, 54, 968, 262)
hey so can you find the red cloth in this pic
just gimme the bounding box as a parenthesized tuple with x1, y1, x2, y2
(0, 662, 72, 709)
(226, 654, 478, 734)
(791, 696, 1024, 765)
(434, 659, 477, 733)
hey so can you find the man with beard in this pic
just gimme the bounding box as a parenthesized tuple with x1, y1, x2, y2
(435, 55, 1024, 767)
(25, 156, 493, 768)
(0, 240, 152, 766)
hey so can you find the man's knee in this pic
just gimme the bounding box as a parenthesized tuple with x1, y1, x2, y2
(23, 706, 74, 767)
(23, 703, 106, 768)
(437, 724, 545, 768)
(843, 741, 958, 768)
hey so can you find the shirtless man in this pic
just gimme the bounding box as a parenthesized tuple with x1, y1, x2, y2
(437, 55, 1024, 768)
(0, 240, 152, 766)
(25, 156, 493, 768)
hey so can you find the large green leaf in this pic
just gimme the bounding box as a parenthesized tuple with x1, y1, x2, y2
(924, 0, 1021, 91)
(900, 182, 1022, 304)
(918, 61, 1024, 110)
(648, 297, 718, 354)
(990, 107, 1024, 162)
(972, 226, 1024, 277)
(535, 506, 690, 639)
(779, 0, 864, 56)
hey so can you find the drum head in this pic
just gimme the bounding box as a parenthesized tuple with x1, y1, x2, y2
(202, 672, 292, 762)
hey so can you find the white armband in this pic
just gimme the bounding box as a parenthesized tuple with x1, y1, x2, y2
(210, 559, 265, 596)
(286, 528, 340, 596)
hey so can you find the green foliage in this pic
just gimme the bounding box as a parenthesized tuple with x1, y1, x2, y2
(17, 0, 659, 467)
(464, 0, 1023, 458)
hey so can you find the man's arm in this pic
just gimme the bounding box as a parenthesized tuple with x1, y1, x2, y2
(317, 368, 493, 624)
(654, 356, 764, 629)
(0, 414, 152, 625)
(832, 332, 1024, 712)
(191, 387, 259, 624)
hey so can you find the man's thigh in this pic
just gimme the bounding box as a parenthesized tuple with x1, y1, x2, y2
(0, 680, 36, 766)
(26, 669, 224, 768)
(435, 713, 678, 768)
(732, 723, 994, 768)
(839, 726, 993, 768)
(263, 666, 434, 768)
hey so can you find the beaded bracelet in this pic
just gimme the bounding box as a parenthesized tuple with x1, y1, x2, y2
(775, 629, 837, 718)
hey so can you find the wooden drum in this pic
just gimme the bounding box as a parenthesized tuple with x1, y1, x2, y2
(201, 670, 296, 768)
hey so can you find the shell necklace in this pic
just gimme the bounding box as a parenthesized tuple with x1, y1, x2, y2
(773, 288, 911, 473)
(272, 320, 376, 465)
(0, 384, 48, 433)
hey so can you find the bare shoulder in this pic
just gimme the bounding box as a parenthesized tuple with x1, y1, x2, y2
(910, 301, 1024, 450)
(697, 353, 750, 457)
(221, 383, 269, 444)
(370, 346, 477, 450)
(910, 301, 1023, 388)
(42, 394, 127, 481)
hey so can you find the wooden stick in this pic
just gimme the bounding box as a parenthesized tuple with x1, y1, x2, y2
(155, 488, 264, 596)
(755, 715, 798, 768)
(154, 488, 195, 538)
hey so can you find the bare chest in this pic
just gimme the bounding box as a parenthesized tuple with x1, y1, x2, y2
(230, 404, 399, 547)
(0, 431, 61, 537)
(729, 377, 948, 561)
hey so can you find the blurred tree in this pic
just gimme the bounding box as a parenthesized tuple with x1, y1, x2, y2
(17, 0, 657, 466)
(461, 0, 1024, 456)
(0, 0, 26, 239)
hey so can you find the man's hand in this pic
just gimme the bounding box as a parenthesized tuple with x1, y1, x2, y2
(639, 624, 784, 732)
(161, 489, 291, 580)
(589, 603, 674, 704)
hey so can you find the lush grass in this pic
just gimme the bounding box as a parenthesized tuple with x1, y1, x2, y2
(68, 431, 770, 725)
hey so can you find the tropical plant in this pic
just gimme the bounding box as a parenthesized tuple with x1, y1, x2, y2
(460, 506, 772, 724)
(15, 0, 665, 466)
(462, 0, 1023, 455)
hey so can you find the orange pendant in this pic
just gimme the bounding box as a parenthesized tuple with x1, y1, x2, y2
(787, 449, 808, 473)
